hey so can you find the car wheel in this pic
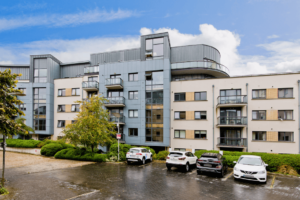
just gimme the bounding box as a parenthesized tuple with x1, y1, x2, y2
(142, 157, 145, 165)
(167, 166, 172, 170)
(185, 163, 190, 172)
(220, 169, 224, 178)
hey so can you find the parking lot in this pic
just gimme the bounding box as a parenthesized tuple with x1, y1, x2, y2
(1, 152, 300, 200)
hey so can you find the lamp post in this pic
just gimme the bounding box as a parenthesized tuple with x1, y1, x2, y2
(1, 92, 25, 187)
(112, 113, 121, 162)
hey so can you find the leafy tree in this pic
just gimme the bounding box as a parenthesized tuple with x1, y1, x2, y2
(14, 117, 35, 138)
(62, 95, 116, 152)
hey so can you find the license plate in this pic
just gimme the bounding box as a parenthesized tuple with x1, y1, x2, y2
(204, 164, 212, 167)
(171, 158, 177, 161)
(130, 155, 136, 158)
(243, 175, 254, 178)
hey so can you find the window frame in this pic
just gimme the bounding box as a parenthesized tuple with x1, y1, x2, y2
(174, 148, 186, 152)
(194, 111, 207, 120)
(194, 92, 207, 101)
(128, 91, 139, 100)
(252, 110, 266, 120)
(174, 93, 186, 101)
(58, 89, 66, 97)
(194, 130, 207, 139)
(129, 110, 138, 118)
(19, 88, 26, 95)
(278, 132, 293, 142)
(57, 105, 65, 112)
(252, 89, 267, 99)
(174, 111, 186, 120)
(128, 73, 138, 82)
(278, 110, 293, 120)
(71, 104, 80, 112)
(57, 120, 65, 128)
(34, 68, 47, 83)
(252, 131, 266, 141)
(174, 130, 186, 139)
(278, 88, 293, 98)
(72, 88, 80, 96)
(128, 128, 138, 136)
(19, 103, 26, 111)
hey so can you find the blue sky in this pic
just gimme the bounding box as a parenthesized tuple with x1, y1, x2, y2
(0, 0, 299, 75)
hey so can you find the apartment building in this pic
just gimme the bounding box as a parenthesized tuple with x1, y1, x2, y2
(1, 32, 299, 153)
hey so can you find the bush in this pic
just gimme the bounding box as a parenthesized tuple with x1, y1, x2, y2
(6, 139, 41, 148)
(154, 151, 169, 160)
(37, 139, 73, 148)
(0, 187, 9, 195)
(54, 148, 107, 162)
(41, 143, 64, 157)
(108, 143, 132, 161)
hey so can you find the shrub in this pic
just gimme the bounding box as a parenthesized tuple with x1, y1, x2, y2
(6, 139, 41, 148)
(37, 139, 74, 148)
(108, 143, 132, 161)
(41, 143, 64, 157)
(54, 148, 107, 162)
(154, 151, 169, 160)
(0, 187, 9, 195)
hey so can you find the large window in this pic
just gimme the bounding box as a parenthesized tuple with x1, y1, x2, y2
(195, 111, 206, 120)
(129, 91, 138, 100)
(19, 103, 26, 111)
(19, 88, 26, 95)
(252, 89, 266, 99)
(145, 37, 164, 59)
(129, 128, 138, 136)
(72, 88, 80, 96)
(278, 110, 293, 120)
(278, 132, 293, 141)
(33, 88, 46, 131)
(278, 88, 293, 98)
(128, 73, 138, 82)
(174, 93, 185, 101)
(195, 130, 207, 139)
(252, 131, 266, 141)
(195, 92, 207, 101)
(71, 104, 80, 112)
(57, 120, 65, 128)
(174, 130, 186, 138)
(88, 76, 98, 82)
(174, 111, 186, 120)
(57, 105, 65, 112)
(108, 90, 123, 97)
(58, 89, 66, 97)
(252, 110, 266, 120)
(34, 69, 47, 83)
(220, 89, 241, 96)
(129, 110, 138, 118)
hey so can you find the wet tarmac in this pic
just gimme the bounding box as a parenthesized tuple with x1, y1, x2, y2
(2, 161, 300, 200)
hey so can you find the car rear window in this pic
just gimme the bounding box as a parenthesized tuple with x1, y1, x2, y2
(201, 153, 219, 158)
(130, 149, 140, 153)
(169, 152, 183, 157)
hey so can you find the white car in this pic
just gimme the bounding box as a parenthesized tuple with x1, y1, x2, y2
(166, 151, 198, 172)
(233, 155, 268, 183)
(126, 148, 152, 165)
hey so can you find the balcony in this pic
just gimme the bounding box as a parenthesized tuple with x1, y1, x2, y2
(82, 81, 99, 91)
(104, 97, 125, 107)
(84, 66, 99, 74)
(105, 78, 123, 89)
(217, 137, 247, 148)
(146, 98, 163, 105)
(217, 95, 247, 108)
(217, 116, 247, 127)
(109, 114, 125, 125)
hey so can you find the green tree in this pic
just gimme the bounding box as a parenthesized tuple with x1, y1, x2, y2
(14, 117, 35, 138)
(62, 95, 116, 152)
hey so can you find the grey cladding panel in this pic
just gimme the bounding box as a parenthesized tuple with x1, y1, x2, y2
(34, 58, 47, 69)
(61, 64, 89, 78)
(0, 67, 29, 80)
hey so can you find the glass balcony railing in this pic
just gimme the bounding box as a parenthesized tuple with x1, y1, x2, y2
(109, 114, 125, 124)
(146, 98, 163, 104)
(84, 66, 99, 74)
(82, 81, 99, 89)
(217, 137, 247, 147)
(171, 60, 229, 75)
(105, 78, 123, 87)
(217, 116, 247, 125)
(104, 97, 125, 105)
(217, 95, 247, 105)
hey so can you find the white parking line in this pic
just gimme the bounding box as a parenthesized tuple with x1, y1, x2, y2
(66, 190, 99, 200)
(162, 168, 167, 170)
(222, 171, 233, 181)
(270, 175, 276, 189)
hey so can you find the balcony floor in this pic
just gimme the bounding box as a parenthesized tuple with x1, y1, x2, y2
(83, 88, 99, 92)
(216, 103, 247, 108)
(104, 104, 125, 108)
(216, 124, 247, 128)
(105, 85, 123, 89)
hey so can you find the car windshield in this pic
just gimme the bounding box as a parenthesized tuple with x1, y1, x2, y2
(130, 149, 140, 153)
(169, 152, 183, 157)
(238, 157, 262, 166)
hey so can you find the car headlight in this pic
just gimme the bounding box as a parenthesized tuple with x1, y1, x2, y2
(234, 167, 240, 172)
(258, 170, 266, 174)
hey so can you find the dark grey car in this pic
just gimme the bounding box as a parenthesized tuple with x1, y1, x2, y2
(196, 153, 228, 177)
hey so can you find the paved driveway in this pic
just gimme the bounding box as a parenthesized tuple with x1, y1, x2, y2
(1, 153, 300, 200)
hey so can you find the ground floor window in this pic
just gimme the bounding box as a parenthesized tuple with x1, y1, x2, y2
(174, 148, 186, 152)
(38, 135, 51, 141)
(278, 132, 293, 141)
(195, 130, 207, 139)
(252, 131, 266, 141)
(174, 130, 185, 138)
(129, 128, 138, 136)
(146, 128, 163, 142)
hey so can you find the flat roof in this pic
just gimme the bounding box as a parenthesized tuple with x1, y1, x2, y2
(0, 64, 29, 68)
(60, 60, 90, 66)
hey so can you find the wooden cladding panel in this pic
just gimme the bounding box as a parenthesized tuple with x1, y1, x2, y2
(146, 105, 163, 109)
(65, 88, 72, 96)
(186, 130, 194, 139)
(266, 110, 278, 120)
(186, 111, 194, 120)
(186, 92, 194, 101)
(65, 105, 71, 112)
(65, 120, 72, 126)
(267, 131, 278, 141)
(149, 124, 164, 128)
(186, 148, 192, 152)
(266, 88, 278, 99)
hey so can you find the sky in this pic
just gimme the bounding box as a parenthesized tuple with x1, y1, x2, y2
(0, 0, 299, 76)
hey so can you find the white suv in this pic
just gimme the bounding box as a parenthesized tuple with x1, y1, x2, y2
(166, 151, 198, 172)
(126, 148, 152, 165)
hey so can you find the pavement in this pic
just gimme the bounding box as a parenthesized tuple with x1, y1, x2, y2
(1, 152, 300, 200)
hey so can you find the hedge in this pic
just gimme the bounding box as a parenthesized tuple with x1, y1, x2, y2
(6, 139, 41, 148)
(194, 150, 300, 172)
(41, 143, 64, 157)
(37, 139, 73, 149)
(54, 148, 107, 162)
(154, 151, 169, 160)
(108, 143, 132, 161)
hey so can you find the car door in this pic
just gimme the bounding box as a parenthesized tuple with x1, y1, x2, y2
(143, 149, 149, 160)
(187, 152, 193, 164)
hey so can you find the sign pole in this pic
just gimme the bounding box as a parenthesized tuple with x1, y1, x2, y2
(117, 117, 119, 162)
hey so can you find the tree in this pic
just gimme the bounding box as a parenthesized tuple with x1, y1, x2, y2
(62, 95, 116, 152)
(14, 117, 35, 139)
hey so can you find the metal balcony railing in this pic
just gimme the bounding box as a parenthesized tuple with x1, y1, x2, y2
(217, 95, 247, 105)
(109, 114, 125, 124)
(105, 78, 123, 87)
(217, 116, 247, 125)
(82, 81, 99, 89)
(104, 97, 125, 105)
(217, 137, 247, 147)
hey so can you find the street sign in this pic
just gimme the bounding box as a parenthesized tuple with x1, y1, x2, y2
(116, 134, 121, 140)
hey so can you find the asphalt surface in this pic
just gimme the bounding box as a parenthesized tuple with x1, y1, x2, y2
(2, 161, 300, 200)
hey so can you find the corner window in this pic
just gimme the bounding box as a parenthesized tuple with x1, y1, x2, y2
(129, 128, 138, 136)
(57, 120, 65, 128)
(195, 111, 206, 119)
(252, 110, 266, 120)
(128, 73, 138, 82)
(195, 130, 207, 139)
(129, 110, 138, 118)
(129, 91, 138, 100)
(71, 104, 80, 112)
(58, 89, 66, 97)
(57, 105, 65, 112)
(195, 92, 207, 101)
(278, 132, 293, 141)
(252, 89, 266, 99)
(174, 93, 185, 101)
(278, 110, 293, 120)
(145, 37, 164, 60)
(174, 130, 186, 138)
(34, 69, 47, 83)
(278, 88, 293, 98)
(19, 88, 26, 95)
(252, 131, 266, 141)
(174, 111, 186, 120)
(72, 88, 80, 96)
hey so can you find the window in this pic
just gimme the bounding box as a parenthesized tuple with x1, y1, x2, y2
(129, 128, 138, 136)
(34, 88, 46, 99)
(195, 111, 206, 120)
(72, 120, 77, 124)
(110, 74, 121, 79)
(278, 132, 293, 141)
(145, 37, 164, 59)
(195, 130, 207, 139)
(129, 91, 138, 100)
(174, 130, 186, 138)
(220, 89, 241, 96)
(278, 88, 293, 98)
(34, 119, 46, 131)
(174, 148, 186, 152)
(278, 110, 293, 120)
(195, 92, 207, 101)
(71, 104, 80, 112)
(174, 93, 185, 101)
(57, 105, 65, 112)
(252, 111, 266, 120)
(19, 103, 26, 111)
(252, 131, 266, 141)
(88, 76, 98, 82)
(57, 120, 65, 128)
(34, 69, 47, 83)
(33, 88, 46, 131)
(72, 88, 80, 96)
(19, 88, 26, 95)
(129, 73, 138, 81)
(129, 110, 138, 118)
(58, 89, 66, 97)
(174, 111, 186, 120)
(157, 115, 161, 119)
(252, 89, 266, 99)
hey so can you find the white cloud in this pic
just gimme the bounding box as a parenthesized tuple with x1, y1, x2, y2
(267, 34, 279, 39)
(0, 8, 137, 31)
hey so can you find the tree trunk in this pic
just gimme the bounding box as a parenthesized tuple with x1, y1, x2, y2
(91, 144, 94, 152)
